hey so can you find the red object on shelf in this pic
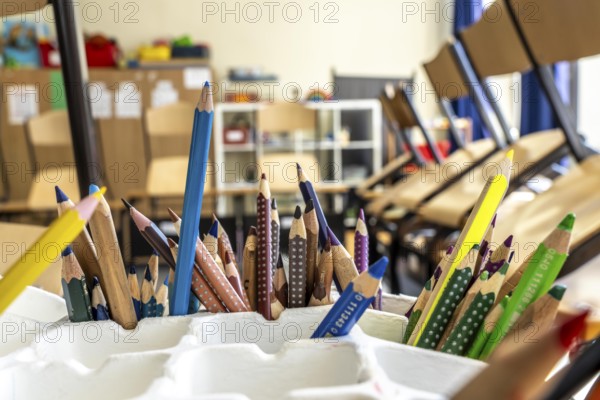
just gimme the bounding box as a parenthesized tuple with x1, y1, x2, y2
(39, 42, 61, 67)
(403, 140, 451, 163)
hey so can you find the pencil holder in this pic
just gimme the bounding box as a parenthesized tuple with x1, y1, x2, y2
(0, 287, 484, 399)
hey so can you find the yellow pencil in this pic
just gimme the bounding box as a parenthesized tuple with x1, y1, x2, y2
(0, 189, 105, 315)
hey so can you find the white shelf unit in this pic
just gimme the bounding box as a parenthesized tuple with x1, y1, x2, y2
(213, 99, 382, 215)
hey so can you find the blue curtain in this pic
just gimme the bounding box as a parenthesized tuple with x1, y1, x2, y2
(520, 63, 569, 135)
(451, 0, 485, 151)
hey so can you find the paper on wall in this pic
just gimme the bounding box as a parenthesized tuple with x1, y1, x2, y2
(7, 84, 39, 125)
(88, 82, 112, 119)
(115, 81, 142, 118)
(183, 67, 212, 89)
(151, 80, 179, 108)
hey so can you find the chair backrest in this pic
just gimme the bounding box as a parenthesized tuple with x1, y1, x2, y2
(459, 0, 531, 78)
(257, 102, 316, 133)
(423, 42, 470, 102)
(507, 0, 600, 65)
(143, 101, 195, 160)
(259, 153, 320, 193)
(26, 109, 74, 170)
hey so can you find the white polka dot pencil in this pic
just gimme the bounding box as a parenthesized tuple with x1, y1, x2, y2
(311, 257, 388, 338)
(140, 266, 157, 318)
(242, 227, 258, 311)
(354, 209, 369, 273)
(303, 199, 319, 304)
(413, 245, 478, 349)
(273, 253, 288, 308)
(466, 294, 510, 359)
(168, 239, 226, 313)
(214, 215, 252, 309)
(155, 275, 169, 317)
(271, 198, 280, 276)
(308, 237, 334, 307)
(91, 276, 110, 321)
(224, 251, 247, 308)
(328, 227, 359, 292)
(289, 205, 307, 308)
(61, 245, 93, 322)
(257, 173, 272, 320)
(440, 261, 508, 355)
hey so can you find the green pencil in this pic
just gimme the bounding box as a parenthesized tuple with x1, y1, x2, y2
(467, 294, 510, 359)
(414, 245, 478, 349)
(403, 278, 432, 344)
(61, 245, 93, 322)
(479, 214, 574, 359)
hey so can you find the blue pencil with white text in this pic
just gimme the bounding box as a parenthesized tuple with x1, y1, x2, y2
(311, 257, 388, 338)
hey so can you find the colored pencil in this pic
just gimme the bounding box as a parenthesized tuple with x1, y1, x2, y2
(297, 163, 328, 247)
(494, 252, 532, 309)
(413, 245, 478, 349)
(506, 284, 567, 344)
(441, 262, 508, 355)
(61, 245, 93, 322)
(273, 253, 288, 308)
(354, 209, 369, 273)
(271, 198, 280, 274)
(55, 185, 102, 289)
(257, 173, 272, 320)
(411, 150, 512, 346)
(214, 215, 251, 309)
(88, 185, 137, 329)
(328, 227, 359, 292)
(205, 222, 225, 273)
(403, 277, 434, 344)
(303, 199, 319, 304)
(224, 251, 247, 308)
(0, 190, 103, 315)
(311, 257, 388, 338)
(288, 205, 307, 308)
(155, 275, 169, 317)
(242, 226, 258, 311)
(128, 265, 141, 320)
(480, 234, 512, 277)
(452, 312, 588, 400)
(172, 82, 214, 316)
(123, 199, 175, 269)
(91, 276, 110, 321)
(148, 250, 159, 291)
(479, 213, 574, 359)
(476, 214, 496, 276)
(466, 295, 510, 359)
(168, 239, 226, 313)
(308, 237, 334, 307)
(140, 266, 157, 318)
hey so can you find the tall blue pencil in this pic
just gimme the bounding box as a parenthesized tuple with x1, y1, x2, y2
(311, 257, 388, 338)
(297, 163, 328, 247)
(172, 82, 214, 315)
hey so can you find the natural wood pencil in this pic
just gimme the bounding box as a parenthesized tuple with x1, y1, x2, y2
(328, 227, 359, 292)
(480, 234, 512, 276)
(303, 199, 319, 304)
(155, 275, 169, 317)
(273, 253, 288, 308)
(270, 290, 285, 320)
(88, 185, 137, 329)
(128, 265, 141, 321)
(242, 226, 258, 311)
(308, 238, 334, 307)
(91, 276, 110, 321)
(257, 173, 272, 320)
(140, 266, 157, 318)
(224, 251, 247, 308)
(205, 222, 225, 273)
(148, 250, 159, 291)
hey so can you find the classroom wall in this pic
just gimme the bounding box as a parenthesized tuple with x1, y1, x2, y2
(578, 55, 600, 149)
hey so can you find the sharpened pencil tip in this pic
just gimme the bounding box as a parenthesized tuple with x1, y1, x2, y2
(294, 205, 302, 219)
(129, 265, 136, 275)
(61, 245, 73, 257)
(358, 208, 365, 221)
(121, 198, 133, 210)
(224, 251, 232, 264)
(163, 274, 169, 285)
(144, 266, 152, 281)
(89, 184, 100, 194)
(248, 226, 257, 236)
(152, 249, 159, 257)
(277, 253, 284, 269)
(503, 234, 513, 247)
(491, 214, 497, 227)
(197, 82, 213, 112)
(208, 220, 219, 237)
(506, 149, 514, 162)
(446, 245, 454, 255)
(559, 310, 588, 349)
(323, 237, 331, 252)
(479, 271, 489, 281)
(261, 173, 267, 180)
(167, 238, 177, 248)
(558, 213, 576, 232)
(305, 198, 314, 213)
(271, 198, 277, 209)
(368, 257, 388, 280)
(204, 81, 209, 87)
(167, 207, 179, 222)
(55, 185, 69, 203)
(508, 250, 515, 264)
(93, 276, 100, 286)
(548, 284, 567, 301)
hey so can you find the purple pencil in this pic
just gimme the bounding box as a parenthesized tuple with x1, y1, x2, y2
(481, 234, 513, 276)
(354, 209, 369, 273)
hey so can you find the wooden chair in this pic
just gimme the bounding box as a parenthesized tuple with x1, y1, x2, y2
(257, 102, 316, 134)
(0, 110, 79, 217)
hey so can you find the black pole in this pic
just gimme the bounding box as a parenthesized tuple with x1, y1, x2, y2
(52, 0, 101, 196)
